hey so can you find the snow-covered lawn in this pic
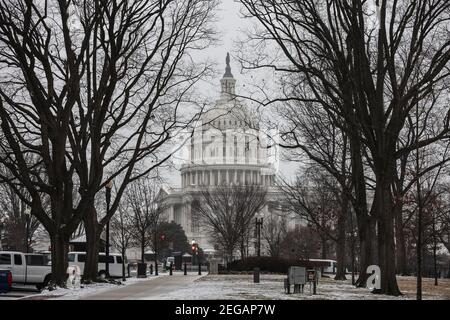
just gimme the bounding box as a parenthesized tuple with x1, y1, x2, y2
(19, 273, 450, 300)
(152, 274, 450, 300)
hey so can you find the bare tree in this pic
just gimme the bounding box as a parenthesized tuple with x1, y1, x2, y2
(192, 183, 267, 264)
(0, 0, 217, 284)
(0, 182, 40, 251)
(125, 176, 166, 264)
(238, 0, 450, 295)
(273, 101, 353, 280)
(279, 168, 344, 268)
(280, 226, 321, 261)
(110, 202, 133, 281)
(261, 209, 287, 258)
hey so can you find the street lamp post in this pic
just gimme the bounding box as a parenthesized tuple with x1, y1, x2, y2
(105, 180, 113, 278)
(154, 227, 159, 276)
(24, 207, 31, 253)
(0, 218, 4, 251)
(255, 215, 263, 257)
(191, 239, 198, 273)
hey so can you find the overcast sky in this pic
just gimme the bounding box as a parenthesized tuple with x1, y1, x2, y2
(193, 1, 251, 99)
(161, 1, 300, 188)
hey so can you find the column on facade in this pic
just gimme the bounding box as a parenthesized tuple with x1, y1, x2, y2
(218, 170, 221, 185)
(209, 170, 213, 186)
(170, 205, 175, 222)
(185, 202, 190, 234)
(182, 203, 187, 231)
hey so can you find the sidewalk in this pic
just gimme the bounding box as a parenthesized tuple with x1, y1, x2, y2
(79, 273, 204, 300)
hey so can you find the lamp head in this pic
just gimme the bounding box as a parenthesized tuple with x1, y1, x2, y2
(106, 179, 113, 189)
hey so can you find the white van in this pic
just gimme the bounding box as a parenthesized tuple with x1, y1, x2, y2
(307, 259, 349, 274)
(68, 252, 127, 278)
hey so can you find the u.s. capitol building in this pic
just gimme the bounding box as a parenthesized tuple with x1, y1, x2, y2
(160, 54, 298, 255)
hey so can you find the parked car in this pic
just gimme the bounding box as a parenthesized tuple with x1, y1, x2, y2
(0, 251, 52, 290)
(165, 256, 175, 270)
(68, 252, 127, 278)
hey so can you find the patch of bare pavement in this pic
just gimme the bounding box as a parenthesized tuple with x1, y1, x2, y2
(79, 274, 204, 300)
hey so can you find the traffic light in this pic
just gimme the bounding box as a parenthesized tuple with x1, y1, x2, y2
(191, 243, 198, 253)
(160, 234, 165, 241)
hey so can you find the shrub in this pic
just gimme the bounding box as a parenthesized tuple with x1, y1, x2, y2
(224, 257, 293, 273)
(221, 256, 331, 274)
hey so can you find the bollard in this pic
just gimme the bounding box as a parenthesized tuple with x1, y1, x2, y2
(184, 262, 187, 275)
(150, 264, 153, 275)
(313, 279, 317, 295)
(198, 262, 202, 275)
(253, 267, 260, 283)
(169, 263, 173, 276)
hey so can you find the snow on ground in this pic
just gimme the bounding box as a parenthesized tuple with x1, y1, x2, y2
(20, 274, 171, 300)
(19, 273, 450, 300)
(151, 274, 450, 300)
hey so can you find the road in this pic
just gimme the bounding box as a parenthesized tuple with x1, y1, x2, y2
(80, 274, 203, 300)
(0, 285, 41, 300)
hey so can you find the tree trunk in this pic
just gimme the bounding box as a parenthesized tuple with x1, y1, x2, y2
(83, 205, 100, 282)
(227, 248, 234, 268)
(349, 132, 374, 287)
(335, 191, 348, 280)
(321, 236, 327, 259)
(394, 203, 408, 275)
(433, 242, 438, 286)
(122, 247, 126, 280)
(50, 232, 69, 287)
(141, 236, 145, 263)
(354, 216, 374, 287)
(240, 239, 245, 261)
(374, 175, 402, 296)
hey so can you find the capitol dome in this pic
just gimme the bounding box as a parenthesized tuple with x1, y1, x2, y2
(180, 53, 275, 187)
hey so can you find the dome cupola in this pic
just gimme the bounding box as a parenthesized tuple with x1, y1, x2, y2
(220, 52, 236, 96)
